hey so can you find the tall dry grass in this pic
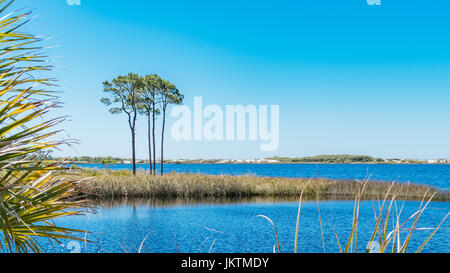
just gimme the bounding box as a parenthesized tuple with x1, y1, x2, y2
(70, 169, 449, 201)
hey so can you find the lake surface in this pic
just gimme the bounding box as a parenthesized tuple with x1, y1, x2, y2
(42, 199, 449, 253)
(28, 164, 449, 253)
(77, 163, 450, 190)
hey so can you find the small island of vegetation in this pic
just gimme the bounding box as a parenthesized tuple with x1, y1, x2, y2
(68, 168, 450, 201)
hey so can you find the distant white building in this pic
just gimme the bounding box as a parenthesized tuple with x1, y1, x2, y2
(216, 160, 230, 164)
(266, 159, 281, 163)
(215, 158, 280, 164)
(427, 159, 447, 164)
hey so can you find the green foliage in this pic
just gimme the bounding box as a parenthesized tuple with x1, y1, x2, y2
(0, 0, 87, 253)
(135, 74, 184, 115)
(137, 74, 161, 116)
(159, 79, 184, 109)
(101, 73, 142, 116)
(272, 155, 385, 164)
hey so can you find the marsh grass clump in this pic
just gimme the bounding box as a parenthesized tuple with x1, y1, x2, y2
(70, 169, 449, 201)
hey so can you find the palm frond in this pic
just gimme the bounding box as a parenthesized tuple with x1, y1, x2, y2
(0, 0, 88, 253)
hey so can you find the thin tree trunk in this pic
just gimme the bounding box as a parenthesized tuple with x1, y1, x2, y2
(131, 126, 136, 176)
(147, 112, 152, 175)
(152, 101, 156, 175)
(131, 85, 138, 176)
(128, 111, 137, 176)
(160, 108, 166, 176)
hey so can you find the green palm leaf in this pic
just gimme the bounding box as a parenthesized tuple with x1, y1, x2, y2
(0, 0, 88, 253)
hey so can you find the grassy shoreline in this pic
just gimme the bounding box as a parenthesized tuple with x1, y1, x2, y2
(70, 169, 450, 201)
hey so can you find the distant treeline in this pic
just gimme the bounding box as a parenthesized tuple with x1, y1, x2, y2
(270, 155, 385, 164)
(49, 156, 139, 164)
(269, 155, 448, 164)
(48, 155, 448, 164)
(69, 156, 131, 164)
(52, 156, 218, 164)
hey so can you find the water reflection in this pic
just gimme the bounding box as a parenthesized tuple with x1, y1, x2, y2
(45, 198, 450, 253)
(92, 196, 301, 208)
(87, 195, 412, 209)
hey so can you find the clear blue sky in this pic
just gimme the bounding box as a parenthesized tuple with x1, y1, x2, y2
(18, 0, 450, 159)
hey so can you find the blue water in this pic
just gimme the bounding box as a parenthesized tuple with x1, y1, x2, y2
(12, 163, 447, 253)
(41, 200, 449, 253)
(77, 163, 450, 190)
